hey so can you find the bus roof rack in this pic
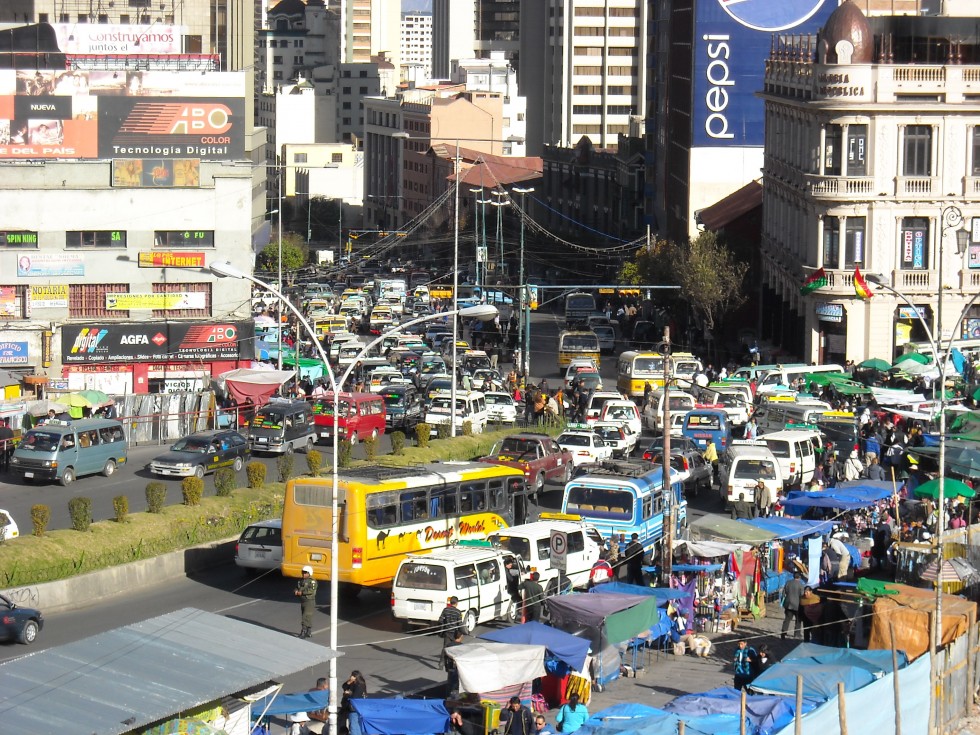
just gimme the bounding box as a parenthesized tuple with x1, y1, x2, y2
(341, 465, 421, 481)
(580, 459, 652, 478)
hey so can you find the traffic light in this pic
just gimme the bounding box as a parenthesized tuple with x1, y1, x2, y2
(657, 341, 671, 357)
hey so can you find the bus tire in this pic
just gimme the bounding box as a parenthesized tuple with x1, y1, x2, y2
(463, 610, 477, 634)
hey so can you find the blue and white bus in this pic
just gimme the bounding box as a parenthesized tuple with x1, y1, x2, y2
(560, 463, 686, 558)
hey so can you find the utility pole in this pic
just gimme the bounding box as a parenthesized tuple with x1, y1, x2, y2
(514, 187, 534, 382)
(660, 326, 673, 585)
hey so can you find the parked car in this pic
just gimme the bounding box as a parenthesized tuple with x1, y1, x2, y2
(0, 592, 43, 645)
(234, 518, 283, 574)
(0, 509, 18, 540)
(148, 429, 250, 478)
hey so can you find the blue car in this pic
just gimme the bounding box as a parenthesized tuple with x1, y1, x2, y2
(0, 592, 43, 645)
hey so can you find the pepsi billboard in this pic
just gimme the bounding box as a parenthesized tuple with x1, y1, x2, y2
(693, 0, 837, 147)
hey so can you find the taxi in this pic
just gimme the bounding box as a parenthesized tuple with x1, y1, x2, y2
(557, 424, 614, 466)
(592, 420, 639, 459)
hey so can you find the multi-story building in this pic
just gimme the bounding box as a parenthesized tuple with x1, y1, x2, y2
(519, 0, 648, 155)
(431, 0, 476, 80)
(401, 13, 432, 82)
(474, 0, 520, 69)
(452, 53, 527, 153)
(760, 1, 980, 363)
(339, 0, 399, 71)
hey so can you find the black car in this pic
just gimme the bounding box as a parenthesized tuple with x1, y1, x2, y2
(641, 440, 713, 497)
(148, 429, 250, 478)
(381, 384, 424, 430)
(641, 436, 701, 460)
(0, 592, 43, 644)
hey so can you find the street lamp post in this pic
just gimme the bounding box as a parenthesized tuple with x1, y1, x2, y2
(513, 186, 534, 381)
(210, 260, 498, 733)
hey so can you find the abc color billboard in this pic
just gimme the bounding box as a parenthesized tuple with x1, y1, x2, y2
(0, 69, 245, 160)
(61, 321, 254, 363)
(693, 0, 836, 147)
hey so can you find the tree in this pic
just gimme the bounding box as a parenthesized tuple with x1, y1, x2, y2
(257, 232, 307, 285)
(674, 230, 748, 333)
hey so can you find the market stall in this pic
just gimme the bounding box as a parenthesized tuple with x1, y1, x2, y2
(349, 699, 451, 735)
(664, 687, 814, 735)
(444, 641, 547, 705)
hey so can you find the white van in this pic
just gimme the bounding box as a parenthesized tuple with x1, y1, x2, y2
(598, 400, 642, 437)
(585, 391, 626, 423)
(391, 544, 525, 632)
(760, 429, 822, 487)
(641, 389, 697, 432)
(425, 389, 488, 436)
(489, 516, 605, 592)
(699, 386, 752, 426)
(755, 364, 845, 395)
(720, 441, 783, 506)
(751, 399, 831, 434)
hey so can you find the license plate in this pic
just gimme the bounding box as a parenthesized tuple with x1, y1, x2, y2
(412, 601, 429, 611)
(257, 437, 267, 443)
(24, 472, 33, 478)
(321, 431, 331, 438)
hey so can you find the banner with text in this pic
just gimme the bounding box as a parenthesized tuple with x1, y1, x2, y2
(105, 292, 207, 310)
(30, 284, 69, 308)
(61, 321, 254, 363)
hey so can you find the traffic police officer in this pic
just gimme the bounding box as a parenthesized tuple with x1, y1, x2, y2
(295, 565, 318, 638)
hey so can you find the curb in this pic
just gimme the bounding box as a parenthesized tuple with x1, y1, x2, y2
(0, 535, 238, 615)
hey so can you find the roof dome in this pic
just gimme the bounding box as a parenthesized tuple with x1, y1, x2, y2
(819, 0, 872, 64)
(269, 0, 305, 17)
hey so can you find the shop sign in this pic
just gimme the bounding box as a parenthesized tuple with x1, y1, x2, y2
(0, 287, 17, 317)
(898, 306, 926, 320)
(0, 341, 28, 365)
(105, 292, 206, 310)
(815, 303, 843, 323)
(30, 284, 69, 308)
(16, 253, 84, 277)
(138, 251, 206, 268)
(61, 321, 253, 363)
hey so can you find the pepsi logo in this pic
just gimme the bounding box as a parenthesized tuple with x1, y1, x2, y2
(717, 0, 827, 32)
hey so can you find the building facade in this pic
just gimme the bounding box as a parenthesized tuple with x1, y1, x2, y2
(401, 13, 432, 81)
(760, 2, 980, 364)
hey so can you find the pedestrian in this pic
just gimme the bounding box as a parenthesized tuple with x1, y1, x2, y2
(306, 677, 329, 735)
(294, 565, 317, 638)
(0, 418, 13, 472)
(730, 492, 755, 520)
(751, 644, 773, 679)
(504, 559, 522, 601)
(754, 480, 773, 518)
(340, 670, 367, 735)
(733, 639, 756, 690)
(743, 416, 758, 440)
(800, 586, 823, 643)
(624, 532, 645, 586)
(555, 694, 589, 734)
(521, 571, 545, 622)
(780, 571, 805, 639)
(668, 609, 698, 653)
(499, 696, 535, 735)
(534, 715, 555, 735)
(438, 596, 464, 664)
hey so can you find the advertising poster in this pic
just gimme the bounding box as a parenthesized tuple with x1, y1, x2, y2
(61, 321, 254, 363)
(112, 158, 201, 187)
(0, 69, 245, 161)
(693, 0, 836, 147)
(138, 251, 206, 268)
(0, 341, 28, 365)
(105, 292, 207, 310)
(0, 287, 18, 317)
(51, 23, 187, 55)
(17, 253, 84, 277)
(30, 284, 69, 308)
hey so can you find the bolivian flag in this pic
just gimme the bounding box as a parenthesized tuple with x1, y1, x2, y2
(853, 267, 874, 300)
(800, 267, 828, 295)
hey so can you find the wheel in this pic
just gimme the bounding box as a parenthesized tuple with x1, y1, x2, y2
(232, 456, 244, 472)
(370, 428, 379, 441)
(463, 609, 477, 634)
(193, 464, 205, 479)
(304, 437, 315, 454)
(59, 467, 76, 487)
(349, 432, 358, 446)
(102, 459, 116, 477)
(18, 619, 39, 645)
(534, 472, 545, 499)
(285, 443, 295, 455)
(505, 598, 520, 624)
(562, 463, 573, 484)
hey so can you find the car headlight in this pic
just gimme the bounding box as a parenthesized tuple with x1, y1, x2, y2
(175, 462, 192, 469)
(10, 457, 19, 464)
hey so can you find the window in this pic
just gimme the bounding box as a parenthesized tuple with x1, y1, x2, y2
(972, 127, 980, 176)
(69, 284, 129, 318)
(823, 216, 840, 268)
(847, 124, 867, 175)
(332, 152, 343, 163)
(567, 531, 585, 553)
(899, 217, 929, 270)
(0, 285, 27, 318)
(154, 231, 214, 248)
(273, 55, 283, 64)
(152, 282, 211, 318)
(0, 231, 38, 248)
(294, 55, 303, 64)
(294, 152, 308, 163)
(396, 562, 446, 590)
(903, 125, 932, 176)
(845, 217, 866, 267)
(823, 125, 842, 176)
(66, 230, 126, 248)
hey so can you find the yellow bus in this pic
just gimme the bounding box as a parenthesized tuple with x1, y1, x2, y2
(617, 351, 666, 397)
(314, 316, 349, 338)
(281, 462, 529, 595)
(558, 330, 601, 371)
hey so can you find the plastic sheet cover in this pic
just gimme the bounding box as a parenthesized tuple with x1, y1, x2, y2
(350, 699, 450, 735)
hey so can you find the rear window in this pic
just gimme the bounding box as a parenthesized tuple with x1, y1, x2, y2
(494, 535, 531, 561)
(733, 459, 778, 480)
(560, 434, 591, 447)
(396, 562, 447, 591)
(764, 440, 790, 458)
(240, 524, 282, 545)
(686, 413, 721, 430)
(668, 396, 692, 411)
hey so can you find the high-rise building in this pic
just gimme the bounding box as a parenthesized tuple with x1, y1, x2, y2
(401, 13, 432, 81)
(520, 0, 648, 155)
(760, 1, 980, 363)
(431, 0, 476, 80)
(339, 0, 400, 71)
(474, 0, 520, 69)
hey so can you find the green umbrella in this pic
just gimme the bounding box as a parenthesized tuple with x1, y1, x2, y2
(893, 352, 931, 367)
(858, 358, 892, 371)
(913, 477, 976, 499)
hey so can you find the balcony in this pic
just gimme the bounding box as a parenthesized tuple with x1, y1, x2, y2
(961, 270, 980, 291)
(895, 176, 938, 197)
(806, 175, 875, 200)
(891, 269, 936, 292)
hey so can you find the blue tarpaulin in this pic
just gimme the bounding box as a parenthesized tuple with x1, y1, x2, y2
(664, 687, 815, 735)
(250, 689, 329, 717)
(350, 699, 450, 735)
(750, 642, 907, 702)
(672, 563, 724, 573)
(591, 582, 692, 606)
(740, 517, 836, 540)
(479, 621, 591, 673)
(782, 482, 892, 514)
(576, 703, 745, 735)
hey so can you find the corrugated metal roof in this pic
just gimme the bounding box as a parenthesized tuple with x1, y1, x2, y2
(697, 180, 763, 231)
(0, 607, 340, 735)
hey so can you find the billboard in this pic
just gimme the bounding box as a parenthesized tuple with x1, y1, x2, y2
(17, 253, 85, 277)
(51, 23, 187, 55)
(0, 69, 246, 160)
(105, 292, 207, 310)
(61, 321, 254, 363)
(693, 0, 836, 147)
(112, 158, 200, 187)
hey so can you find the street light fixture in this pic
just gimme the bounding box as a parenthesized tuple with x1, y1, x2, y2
(210, 260, 497, 732)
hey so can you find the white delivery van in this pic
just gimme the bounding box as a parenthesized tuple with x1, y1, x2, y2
(489, 515, 605, 592)
(720, 440, 784, 506)
(760, 429, 822, 487)
(755, 364, 845, 395)
(751, 399, 831, 434)
(425, 390, 488, 436)
(641, 389, 697, 433)
(391, 543, 525, 632)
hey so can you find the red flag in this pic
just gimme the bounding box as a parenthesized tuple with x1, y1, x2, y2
(853, 268, 874, 300)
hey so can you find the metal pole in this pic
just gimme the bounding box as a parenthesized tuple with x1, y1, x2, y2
(337, 199, 343, 262)
(661, 327, 672, 584)
(277, 161, 284, 371)
(451, 140, 460, 437)
(514, 187, 534, 382)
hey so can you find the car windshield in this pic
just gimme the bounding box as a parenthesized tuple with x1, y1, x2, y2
(686, 413, 721, 429)
(493, 535, 531, 561)
(20, 431, 60, 452)
(431, 397, 465, 412)
(566, 486, 634, 521)
(485, 394, 513, 406)
(594, 427, 622, 440)
(634, 357, 664, 373)
(382, 393, 404, 406)
(172, 437, 210, 453)
(715, 393, 741, 407)
(559, 434, 591, 446)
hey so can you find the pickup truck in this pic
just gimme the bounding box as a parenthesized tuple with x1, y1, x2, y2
(479, 433, 574, 499)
